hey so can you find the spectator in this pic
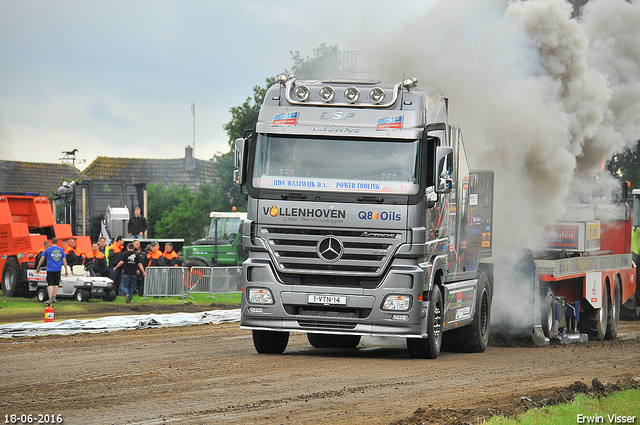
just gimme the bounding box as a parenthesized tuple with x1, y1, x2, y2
(133, 240, 145, 296)
(65, 238, 83, 266)
(36, 240, 50, 269)
(146, 241, 163, 268)
(161, 242, 182, 267)
(84, 241, 106, 277)
(108, 236, 125, 295)
(98, 236, 107, 255)
(113, 243, 146, 303)
(36, 237, 68, 303)
(128, 207, 148, 239)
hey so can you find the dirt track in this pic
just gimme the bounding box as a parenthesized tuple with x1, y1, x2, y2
(1, 318, 639, 425)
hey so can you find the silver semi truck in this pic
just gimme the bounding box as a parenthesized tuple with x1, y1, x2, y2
(233, 75, 494, 358)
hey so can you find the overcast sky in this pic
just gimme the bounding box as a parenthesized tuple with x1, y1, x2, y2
(0, 0, 438, 168)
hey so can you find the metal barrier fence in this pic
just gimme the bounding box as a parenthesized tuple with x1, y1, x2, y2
(143, 267, 189, 299)
(144, 266, 242, 300)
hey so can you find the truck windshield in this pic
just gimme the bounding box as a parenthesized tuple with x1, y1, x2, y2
(208, 218, 243, 241)
(252, 134, 420, 195)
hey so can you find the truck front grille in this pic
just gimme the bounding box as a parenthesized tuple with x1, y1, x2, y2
(259, 225, 405, 277)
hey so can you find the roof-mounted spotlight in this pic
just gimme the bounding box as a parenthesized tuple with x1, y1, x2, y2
(319, 86, 335, 102)
(402, 78, 418, 91)
(294, 84, 310, 101)
(369, 87, 385, 104)
(344, 86, 360, 103)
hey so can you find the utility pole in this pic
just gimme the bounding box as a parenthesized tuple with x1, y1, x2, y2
(191, 101, 196, 157)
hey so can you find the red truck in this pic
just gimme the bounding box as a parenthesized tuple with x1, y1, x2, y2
(0, 194, 91, 297)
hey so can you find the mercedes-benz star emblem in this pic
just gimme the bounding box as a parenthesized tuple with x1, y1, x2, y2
(317, 236, 344, 262)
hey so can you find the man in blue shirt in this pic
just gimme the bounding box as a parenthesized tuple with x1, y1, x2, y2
(36, 237, 69, 303)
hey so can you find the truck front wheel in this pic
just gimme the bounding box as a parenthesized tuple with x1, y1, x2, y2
(2, 257, 25, 297)
(252, 330, 289, 354)
(442, 268, 492, 353)
(407, 285, 443, 359)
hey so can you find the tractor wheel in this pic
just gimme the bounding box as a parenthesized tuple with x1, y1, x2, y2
(605, 279, 621, 340)
(252, 330, 289, 354)
(407, 284, 443, 359)
(36, 288, 49, 303)
(307, 333, 361, 349)
(2, 257, 26, 297)
(442, 268, 492, 353)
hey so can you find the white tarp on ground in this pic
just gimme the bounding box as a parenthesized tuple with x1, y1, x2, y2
(0, 309, 241, 338)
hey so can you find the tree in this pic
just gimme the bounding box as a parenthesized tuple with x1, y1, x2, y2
(289, 43, 342, 79)
(223, 77, 276, 146)
(612, 140, 640, 190)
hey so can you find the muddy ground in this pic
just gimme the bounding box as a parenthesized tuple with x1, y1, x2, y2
(0, 312, 639, 425)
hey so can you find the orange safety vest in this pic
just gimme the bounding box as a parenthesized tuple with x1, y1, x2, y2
(162, 250, 179, 266)
(85, 250, 106, 260)
(147, 249, 163, 267)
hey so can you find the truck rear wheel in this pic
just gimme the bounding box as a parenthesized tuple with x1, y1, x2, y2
(307, 333, 361, 349)
(407, 285, 443, 359)
(252, 330, 289, 354)
(2, 257, 26, 297)
(605, 280, 621, 340)
(442, 268, 492, 353)
(580, 290, 608, 341)
(541, 288, 555, 339)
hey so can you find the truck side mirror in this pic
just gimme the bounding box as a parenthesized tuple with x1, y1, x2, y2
(435, 146, 453, 194)
(233, 138, 248, 186)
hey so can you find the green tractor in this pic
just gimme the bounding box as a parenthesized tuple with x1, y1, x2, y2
(183, 212, 247, 268)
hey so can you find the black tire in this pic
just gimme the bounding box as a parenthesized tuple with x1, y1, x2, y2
(442, 268, 492, 353)
(579, 287, 608, 341)
(36, 288, 49, 303)
(541, 288, 555, 338)
(104, 288, 116, 302)
(621, 275, 640, 320)
(605, 279, 621, 340)
(307, 333, 361, 349)
(2, 257, 26, 297)
(75, 289, 91, 302)
(184, 259, 209, 268)
(407, 285, 443, 359)
(252, 330, 289, 354)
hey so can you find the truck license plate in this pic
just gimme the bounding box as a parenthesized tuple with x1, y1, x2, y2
(308, 294, 347, 305)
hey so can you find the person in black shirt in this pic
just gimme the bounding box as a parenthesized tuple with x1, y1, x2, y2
(128, 207, 148, 239)
(113, 243, 146, 303)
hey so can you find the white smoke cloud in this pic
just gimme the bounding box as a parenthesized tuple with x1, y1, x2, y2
(369, 0, 640, 334)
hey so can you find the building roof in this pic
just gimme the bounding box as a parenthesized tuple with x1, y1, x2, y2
(82, 146, 215, 192)
(0, 160, 86, 197)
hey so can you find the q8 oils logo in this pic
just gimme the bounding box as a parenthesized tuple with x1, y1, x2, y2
(358, 210, 401, 221)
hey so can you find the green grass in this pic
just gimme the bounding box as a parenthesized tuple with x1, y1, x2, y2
(484, 389, 640, 424)
(0, 292, 241, 324)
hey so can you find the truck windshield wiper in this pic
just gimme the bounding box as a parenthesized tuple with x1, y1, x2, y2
(357, 196, 384, 203)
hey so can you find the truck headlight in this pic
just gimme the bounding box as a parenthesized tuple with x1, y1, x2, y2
(382, 295, 411, 311)
(319, 86, 335, 102)
(369, 87, 385, 104)
(344, 86, 360, 103)
(248, 288, 274, 305)
(294, 84, 310, 101)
